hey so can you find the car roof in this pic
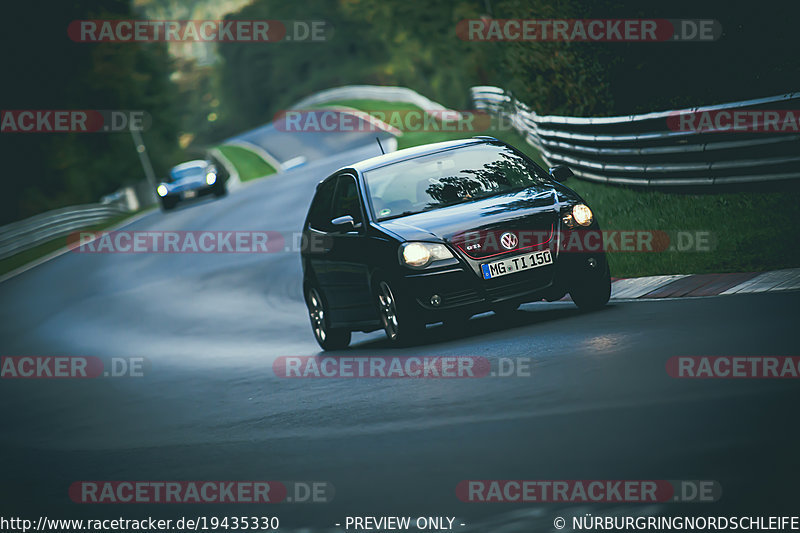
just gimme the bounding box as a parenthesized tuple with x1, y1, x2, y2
(171, 160, 208, 172)
(346, 137, 499, 174)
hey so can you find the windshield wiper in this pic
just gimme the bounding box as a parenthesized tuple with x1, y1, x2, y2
(379, 210, 418, 221)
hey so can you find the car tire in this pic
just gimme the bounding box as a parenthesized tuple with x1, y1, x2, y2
(569, 262, 611, 311)
(373, 279, 424, 346)
(305, 286, 351, 350)
(160, 197, 177, 211)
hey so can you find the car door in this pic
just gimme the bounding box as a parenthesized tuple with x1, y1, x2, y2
(323, 173, 375, 327)
(304, 176, 337, 304)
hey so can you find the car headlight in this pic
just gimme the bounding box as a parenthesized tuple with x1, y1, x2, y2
(156, 184, 168, 197)
(400, 242, 454, 268)
(572, 204, 593, 227)
(206, 172, 217, 185)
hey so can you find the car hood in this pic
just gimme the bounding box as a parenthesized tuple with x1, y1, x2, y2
(377, 186, 568, 259)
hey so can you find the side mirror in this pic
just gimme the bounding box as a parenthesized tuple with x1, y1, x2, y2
(331, 215, 361, 232)
(549, 165, 574, 182)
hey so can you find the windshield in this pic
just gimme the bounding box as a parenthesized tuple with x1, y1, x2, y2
(169, 163, 207, 181)
(364, 143, 549, 221)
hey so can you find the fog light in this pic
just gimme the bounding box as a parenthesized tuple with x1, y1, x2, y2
(572, 204, 594, 226)
(430, 294, 442, 307)
(587, 257, 597, 268)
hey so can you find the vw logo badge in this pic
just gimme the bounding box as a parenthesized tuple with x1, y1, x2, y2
(500, 232, 518, 250)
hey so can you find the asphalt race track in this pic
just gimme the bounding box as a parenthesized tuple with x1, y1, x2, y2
(1, 140, 799, 531)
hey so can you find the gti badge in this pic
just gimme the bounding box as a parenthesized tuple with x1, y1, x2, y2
(500, 232, 518, 250)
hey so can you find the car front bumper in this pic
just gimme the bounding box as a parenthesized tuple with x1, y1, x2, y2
(398, 246, 608, 320)
(162, 184, 218, 200)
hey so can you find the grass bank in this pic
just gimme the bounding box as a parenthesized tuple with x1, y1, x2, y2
(216, 145, 278, 182)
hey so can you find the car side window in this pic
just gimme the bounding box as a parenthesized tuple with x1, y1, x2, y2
(307, 178, 336, 231)
(330, 175, 363, 228)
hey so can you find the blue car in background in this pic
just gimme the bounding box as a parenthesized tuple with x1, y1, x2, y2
(156, 160, 227, 210)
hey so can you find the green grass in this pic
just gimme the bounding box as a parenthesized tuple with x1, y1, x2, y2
(565, 181, 800, 277)
(0, 209, 151, 278)
(217, 144, 278, 182)
(316, 99, 800, 277)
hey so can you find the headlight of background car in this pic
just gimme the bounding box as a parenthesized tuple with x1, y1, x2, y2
(156, 184, 169, 197)
(206, 172, 217, 185)
(400, 242, 454, 268)
(563, 203, 594, 228)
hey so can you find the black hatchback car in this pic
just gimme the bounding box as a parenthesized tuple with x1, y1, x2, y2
(301, 137, 610, 349)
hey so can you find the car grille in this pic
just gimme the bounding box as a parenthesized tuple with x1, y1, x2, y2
(452, 212, 557, 260)
(441, 288, 482, 307)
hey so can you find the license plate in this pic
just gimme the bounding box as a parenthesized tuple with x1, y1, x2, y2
(182, 190, 197, 199)
(481, 249, 553, 279)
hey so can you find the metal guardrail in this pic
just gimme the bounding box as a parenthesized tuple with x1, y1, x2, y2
(471, 86, 800, 186)
(0, 203, 128, 261)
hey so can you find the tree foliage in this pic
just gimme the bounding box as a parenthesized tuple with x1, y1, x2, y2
(216, 0, 800, 129)
(5, 0, 799, 224)
(2, 0, 180, 224)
